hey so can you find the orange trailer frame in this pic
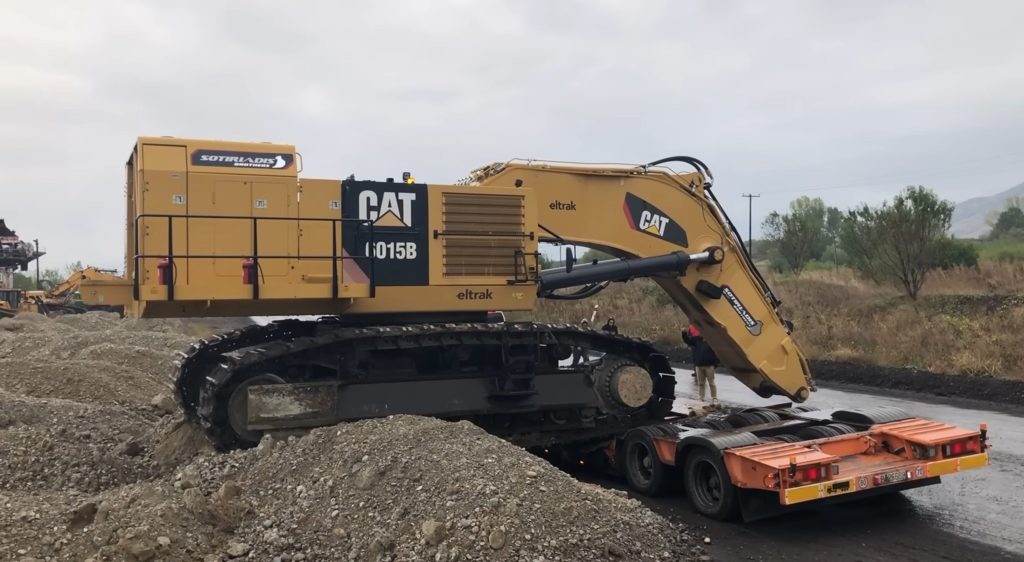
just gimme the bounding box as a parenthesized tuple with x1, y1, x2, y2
(606, 406, 990, 521)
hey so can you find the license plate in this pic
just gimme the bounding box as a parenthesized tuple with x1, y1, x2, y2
(877, 470, 909, 484)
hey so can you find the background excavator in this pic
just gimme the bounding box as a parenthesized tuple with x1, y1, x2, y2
(20, 266, 125, 316)
(82, 138, 988, 520)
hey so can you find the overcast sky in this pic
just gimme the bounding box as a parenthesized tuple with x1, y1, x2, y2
(3, 0, 1024, 270)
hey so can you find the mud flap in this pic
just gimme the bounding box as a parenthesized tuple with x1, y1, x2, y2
(738, 488, 791, 522)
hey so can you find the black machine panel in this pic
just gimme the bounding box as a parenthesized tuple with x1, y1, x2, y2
(342, 179, 429, 286)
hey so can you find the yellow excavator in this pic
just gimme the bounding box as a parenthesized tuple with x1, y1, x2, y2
(83, 136, 812, 450)
(83, 137, 990, 522)
(20, 267, 124, 316)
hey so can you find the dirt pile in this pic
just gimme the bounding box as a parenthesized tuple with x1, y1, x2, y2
(0, 313, 706, 561)
(0, 312, 194, 407)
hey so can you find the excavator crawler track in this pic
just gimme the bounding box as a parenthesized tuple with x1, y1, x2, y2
(175, 320, 676, 450)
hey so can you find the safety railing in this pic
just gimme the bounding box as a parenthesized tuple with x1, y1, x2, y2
(133, 213, 375, 302)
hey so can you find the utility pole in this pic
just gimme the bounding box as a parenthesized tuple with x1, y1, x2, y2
(741, 194, 760, 258)
(33, 238, 40, 290)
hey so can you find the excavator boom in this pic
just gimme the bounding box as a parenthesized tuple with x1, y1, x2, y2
(470, 159, 813, 402)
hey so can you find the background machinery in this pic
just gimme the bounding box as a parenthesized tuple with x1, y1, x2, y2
(83, 137, 988, 520)
(0, 220, 44, 318)
(21, 266, 125, 316)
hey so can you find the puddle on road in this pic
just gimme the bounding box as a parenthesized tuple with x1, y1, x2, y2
(673, 368, 1024, 555)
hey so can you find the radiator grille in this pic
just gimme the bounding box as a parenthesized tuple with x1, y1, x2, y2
(441, 193, 525, 278)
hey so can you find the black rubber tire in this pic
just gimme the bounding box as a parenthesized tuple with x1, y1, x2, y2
(705, 418, 733, 431)
(773, 434, 802, 443)
(622, 431, 671, 496)
(797, 425, 841, 440)
(754, 411, 782, 424)
(726, 412, 762, 428)
(826, 423, 858, 435)
(683, 447, 740, 520)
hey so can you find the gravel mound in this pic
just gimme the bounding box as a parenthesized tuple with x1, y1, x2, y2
(0, 389, 160, 493)
(3, 417, 705, 562)
(0, 313, 706, 561)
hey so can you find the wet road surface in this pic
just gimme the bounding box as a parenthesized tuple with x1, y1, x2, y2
(581, 369, 1024, 561)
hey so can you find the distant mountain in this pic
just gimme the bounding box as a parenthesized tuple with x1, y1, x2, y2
(950, 181, 1024, 239)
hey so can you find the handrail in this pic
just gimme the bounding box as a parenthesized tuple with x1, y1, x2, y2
(132, 213, 375, 302)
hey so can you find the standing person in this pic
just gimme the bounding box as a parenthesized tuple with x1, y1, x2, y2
(682, 324, 719, 404)
(601, 317, 618, 335)
(572, 318, 591, 366)
(571, 305, 600, 366)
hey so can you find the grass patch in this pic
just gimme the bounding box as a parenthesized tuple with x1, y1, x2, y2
(531, 262, 1024, 380)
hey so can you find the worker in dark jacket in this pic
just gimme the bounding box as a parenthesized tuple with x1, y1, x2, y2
(682, 324, 719, 404)
(600, 317, 618, 335)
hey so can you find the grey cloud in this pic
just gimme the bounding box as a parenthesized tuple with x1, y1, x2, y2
(2, 0, 1023, 268)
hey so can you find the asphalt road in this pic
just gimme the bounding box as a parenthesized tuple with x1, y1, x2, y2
(580, 370, 1024, 561)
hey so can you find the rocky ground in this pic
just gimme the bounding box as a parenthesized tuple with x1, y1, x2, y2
(0, 313, 707, 562)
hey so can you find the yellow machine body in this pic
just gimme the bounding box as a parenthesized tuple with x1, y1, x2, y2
(86, 137, 538, 320)
(84, 136, 811, 413)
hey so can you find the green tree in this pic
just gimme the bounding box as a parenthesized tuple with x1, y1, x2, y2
(35, 268, 64, 290)
(578, 248, 613, 264)
(931, 237, 979, 270)
(12, 272, 35, 290)
(989, 206, 1024, 240)
(840, 186, 954, 299)
(985, 196, 1023, 231)
(63, 260, 85, 277)
(824, 206, 843, 270)
(761, 196, 828, 276)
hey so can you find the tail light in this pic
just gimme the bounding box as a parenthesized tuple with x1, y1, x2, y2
(787, 456, 827, 484)
(943, 439, 979, 458)
(795, 465, 826, 483)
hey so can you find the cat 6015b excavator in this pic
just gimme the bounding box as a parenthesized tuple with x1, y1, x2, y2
(84, 137, 811, 449)
(84, 138, 987, 520)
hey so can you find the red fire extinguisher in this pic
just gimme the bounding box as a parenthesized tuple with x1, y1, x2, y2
(156, 258, 172, 286)
(242, 258, 257, 285)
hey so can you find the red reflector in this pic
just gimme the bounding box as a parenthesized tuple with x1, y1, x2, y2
(949, 442, 964, 455)
(967, 440, 980, 453)
(798, 464, 823, 481)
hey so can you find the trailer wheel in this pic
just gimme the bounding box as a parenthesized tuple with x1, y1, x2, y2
(683, 448, 739, 520)
(622, 431, 671, 496)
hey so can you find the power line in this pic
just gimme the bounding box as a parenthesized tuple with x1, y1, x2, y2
(741, 193, 760, 257)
